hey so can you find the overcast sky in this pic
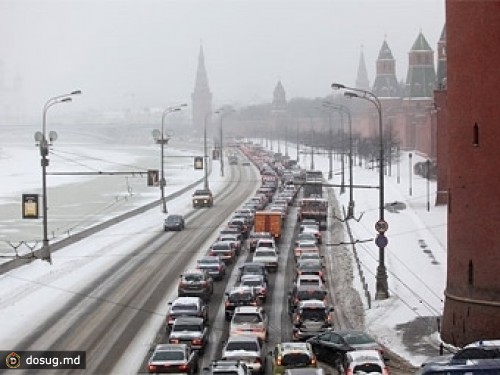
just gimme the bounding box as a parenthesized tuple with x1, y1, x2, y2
(0, 0, 445, 121)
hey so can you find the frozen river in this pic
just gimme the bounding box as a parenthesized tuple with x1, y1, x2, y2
(0, 124, 205, 259)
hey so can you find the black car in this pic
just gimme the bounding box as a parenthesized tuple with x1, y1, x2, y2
(306, 330, 383, 369)
(224, 286, 261, 321)
(164, 214, 185, 231)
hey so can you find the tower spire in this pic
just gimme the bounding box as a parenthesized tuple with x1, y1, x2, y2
(355, 46, 370, 91)
(191, 45, 213, 132)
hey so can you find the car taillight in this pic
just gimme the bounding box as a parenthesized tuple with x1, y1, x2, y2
(209, 251, 216, 256)
(276, 356, 282, 366)
(383, 368, 389, 375)
(178, 364, 188, 371)
(310, 357, 317, 366)
(192, 339, 203, 345)
(346, 370, 353, 375)
(167, 315, 174, 324)
(170, 338, 180, 344)
(225, 300, 230, 307)
(148, 365, 157, 372)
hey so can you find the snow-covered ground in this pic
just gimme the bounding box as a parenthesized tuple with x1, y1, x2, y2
(0, 136, 447, 370)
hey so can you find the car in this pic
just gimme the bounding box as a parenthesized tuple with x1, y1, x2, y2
(296, 260, 325, 281)
(209, 241, 236, 264)
(147, 343, 199, 374)
(252, 248, 279, 272)
(192, 189, 213, 208)
(291, 300, 334, 341)
(222, 335, 266, 375)
(288, 286, 328, 315)
(219, 234, 242, 256)
(248, 232, 273, 252)
(296, 253, 324, 266)
(196, 255, 226, 281)
(422, 339, 500, 367)
(178, 270, 214, 301)
(270, 342, 318, 375)
(164, 214, 185, 231)
(168, 316, 209, 353)
(416, 359, 500, 375)
(295, 233, 318, 246)
(230, 306, 269, 343)
(300, 219, 319, 227)
(239, 274, 268, 302)
(299, 225, 322, 244)
(220, 227, 244, 245)
(307, 330, 384, 369)
(294, 275, 324, 289)
(239, 262, 268, 283)
(225, 286, 261, 321)
(204, 360, 252, 375)
(236, 208, 255, 225)
(255, 238, 279, 253)
(344, 349, 389, 375)
(294, 241, 320, 261)
(166, 297, 209, 328)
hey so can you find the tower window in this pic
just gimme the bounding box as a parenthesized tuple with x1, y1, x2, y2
(468, 260, 474, 286)
(473, 123, 479, 147)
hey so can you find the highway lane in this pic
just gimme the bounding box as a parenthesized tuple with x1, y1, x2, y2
(11, 160, 261, 375)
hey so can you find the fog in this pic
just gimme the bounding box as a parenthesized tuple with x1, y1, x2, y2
(0, 0, 444, 124)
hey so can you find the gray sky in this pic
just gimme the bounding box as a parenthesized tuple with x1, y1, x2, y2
(0, 0, 444, 121)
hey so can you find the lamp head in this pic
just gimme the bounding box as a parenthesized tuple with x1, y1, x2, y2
(331, 83, 345, 90)
(152, 129, 160, 141)
(49, 131, 58, 142)
(60, 97, 72, 103)
(344, 92, 359, 99)
(71, 90, 82, 95)
(34, 131, 44, 142)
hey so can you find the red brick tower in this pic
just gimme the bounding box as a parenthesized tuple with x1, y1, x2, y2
(441, 1, 500, 347)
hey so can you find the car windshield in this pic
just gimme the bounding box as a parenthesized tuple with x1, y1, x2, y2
(255, 250, 275, 257)
(153, 350, 185, 361)
(199, 258, 218, 265)
(183, 274, 204, 282)
(166, 216, 181, 222)
(352, 363, 382, 373)
(213, 244, 230, 250)
(297, 290, 326, 300)
(226, 341, 259, 352)
(301, 308, 326, 320)
(172, 304, 197, 311)
(173, 324, 202, 332)
(257, 242, 273, 248)
(282, 353, 310, 366)
(233, 313, 262, 324)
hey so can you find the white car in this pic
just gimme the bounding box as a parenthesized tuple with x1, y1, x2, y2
(252, 248, 279, 272)
(230, 306, 268, 343)
(344, 350, 388, 375)
(222, 335, 265, 375)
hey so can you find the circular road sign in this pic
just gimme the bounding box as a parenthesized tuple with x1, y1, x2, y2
(375, 234, 389, 248)
(375, 219, 389, 233)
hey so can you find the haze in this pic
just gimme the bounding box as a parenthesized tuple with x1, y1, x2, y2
(0, 0, 444, 124)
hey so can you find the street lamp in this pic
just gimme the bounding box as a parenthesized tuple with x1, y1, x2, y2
(215, 106, 235, 177)
(152, 104, 187, 213)
(323, 101, 355, 219)
(204, 111, 212, 190)
(331, 82, 389, 300)
(34, 90, 81, 263)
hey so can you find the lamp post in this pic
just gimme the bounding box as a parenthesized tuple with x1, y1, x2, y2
(323, 101, 355, 219)
(409, 152, 413, 196)
(331, 83, 389, 300)
(204, 111, 212, 190)
(215, 106, 235, 177)
(34, 90, 81, 263)
(153, 104, 187, 213)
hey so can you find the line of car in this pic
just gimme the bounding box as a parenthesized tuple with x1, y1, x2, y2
(149, 144, 389, 375)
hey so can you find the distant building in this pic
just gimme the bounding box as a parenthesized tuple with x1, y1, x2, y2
(355, 47, 370, 92)
(271, 80, 288, 155)
(191, 46, 213, 133)
(441, 1, 500, 347)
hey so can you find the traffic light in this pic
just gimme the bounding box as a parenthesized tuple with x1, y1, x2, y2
(147, 169, 159, 186)
(194, 156, 204, 170)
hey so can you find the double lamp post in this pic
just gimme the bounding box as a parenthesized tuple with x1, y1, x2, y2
(331, 83, 389, 300)
(35, 90, 82, 263)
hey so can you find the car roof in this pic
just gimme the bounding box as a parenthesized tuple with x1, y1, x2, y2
(182, 269, 206, 275)
(240, 274, 264, 281)
(298, 299, 327, 308)
(172, 296, 202, 305)
(346, 349, 384, 362)
(173, 316, 204, 325)
(234, 305, 262, 313)
(155, 343, 188, 351)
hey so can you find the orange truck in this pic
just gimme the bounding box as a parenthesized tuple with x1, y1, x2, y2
(254, 211, 282, 241)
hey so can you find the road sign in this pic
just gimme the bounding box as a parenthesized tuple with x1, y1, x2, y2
(375, 234, 388, 248)
(375, 219, 389, 233)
